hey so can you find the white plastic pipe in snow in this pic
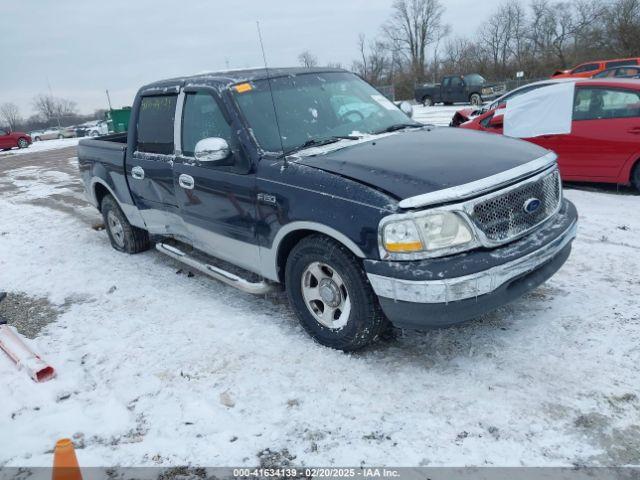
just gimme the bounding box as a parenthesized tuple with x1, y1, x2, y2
(504, 82, 576, 138)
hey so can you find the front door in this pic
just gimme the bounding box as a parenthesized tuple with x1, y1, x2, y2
(173, 89, 260, 273)
(127, 93, 186, 236)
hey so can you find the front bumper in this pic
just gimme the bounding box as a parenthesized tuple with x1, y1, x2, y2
(365, 200, 578, 329)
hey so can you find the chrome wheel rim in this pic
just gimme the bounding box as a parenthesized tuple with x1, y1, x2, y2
(18, 139, 27, 148)
(107, 211, 125, 248)
(301, 261, 351, 329)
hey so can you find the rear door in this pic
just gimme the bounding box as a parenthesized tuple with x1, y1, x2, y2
(173, 87, 260, 272)
(127, 92, 187, 236)
(531, 86, 640, 180)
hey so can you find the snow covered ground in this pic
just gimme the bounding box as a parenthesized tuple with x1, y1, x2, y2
(413, 104, 462, 126)
(1, 119, 639, 468)
(0, 138, 80, 157)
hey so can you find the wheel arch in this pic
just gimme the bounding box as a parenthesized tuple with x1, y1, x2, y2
(269, 223, 367, 283)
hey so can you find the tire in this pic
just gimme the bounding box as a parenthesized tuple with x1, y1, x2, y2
(34, 137, 41, 142)
(470, 93, 482, 106)
(57, 134, 64, 139)
(101, 195, 150, 254)
(17, 138, 29, 149)
(632, 162, 640, 192)
(285, 235, 389, 351)
(90, 130, 99, 137)
(422, 96, 433, 107)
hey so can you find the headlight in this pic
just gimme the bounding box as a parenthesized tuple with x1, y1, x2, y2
(481, 87, 492, 95)
(381, 212, 476, 256)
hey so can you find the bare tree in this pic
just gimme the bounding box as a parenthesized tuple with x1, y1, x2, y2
(352, 34, 391, 85)
(604, 0, 640, 56)
(32, 94, 77, 125)
(0, 103, 22, 131)
(383, 0, 448, 81)
(298, 50, 318, 68)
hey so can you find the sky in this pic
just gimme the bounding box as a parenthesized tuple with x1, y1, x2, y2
(0, 0, 499, 118)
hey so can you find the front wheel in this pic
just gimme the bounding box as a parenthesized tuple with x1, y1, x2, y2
(285, 235, 389, 351)
(422, 96, 433, 107)
(34, 137, 41, 142)
(17, 138, 29, 149)
(101, 195, 150, 253)
(470, 93, 482, 107)
(57, 134, 64, 139)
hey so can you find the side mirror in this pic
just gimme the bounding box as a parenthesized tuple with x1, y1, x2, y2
(489, 115, 504, 128)
(194, 137, 231, 164)
(399, 101, 414, 118)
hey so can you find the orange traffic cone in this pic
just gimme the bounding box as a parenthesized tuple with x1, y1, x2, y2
(52, 438, 83, 480)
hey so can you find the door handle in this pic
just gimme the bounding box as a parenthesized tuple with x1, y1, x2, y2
(131, 166, 145, 180)
(628, 127, 640, 134)
(179, 174, 195, 190)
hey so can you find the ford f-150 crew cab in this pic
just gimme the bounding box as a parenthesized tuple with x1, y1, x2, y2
(78, 67, 578, 351)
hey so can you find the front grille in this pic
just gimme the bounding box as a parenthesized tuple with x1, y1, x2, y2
(471, 169, 561, 243)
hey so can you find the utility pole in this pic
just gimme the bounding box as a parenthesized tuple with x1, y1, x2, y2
(105, 89, 113, 110)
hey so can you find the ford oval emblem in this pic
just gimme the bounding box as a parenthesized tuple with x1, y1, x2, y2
(524, 198, 542, 214)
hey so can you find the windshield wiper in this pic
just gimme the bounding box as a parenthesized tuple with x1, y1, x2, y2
(372, 123, 423, 135)
(283, 135, 360, 156)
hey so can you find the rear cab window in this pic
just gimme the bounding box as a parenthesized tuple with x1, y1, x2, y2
(136, 95, 178, 155)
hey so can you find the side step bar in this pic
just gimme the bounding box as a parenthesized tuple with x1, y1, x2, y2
(155, 242, 276, 295)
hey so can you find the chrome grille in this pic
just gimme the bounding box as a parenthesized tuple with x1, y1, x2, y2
(471, 169, 561, 243)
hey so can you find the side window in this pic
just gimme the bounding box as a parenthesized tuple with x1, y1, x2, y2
(616, 67, 640, 77)
(572, 63, 599, 74)
(574, 88, 640, 120)
(442, 77, 451, 87)
(181, 92, 233, 158)
(137, 95, 177, 155)
(451, 77, 464, 87)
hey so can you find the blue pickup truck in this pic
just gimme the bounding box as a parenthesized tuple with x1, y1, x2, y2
(78, 67, 577, 351)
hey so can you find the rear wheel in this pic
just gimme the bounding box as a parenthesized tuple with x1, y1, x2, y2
(470, 93, 482, 106)
(17, 138, 28, 149)
(285, 235, 389, 351)
(101, 195, 150, 253)
(632, 162, 640, 192)
(34, 136, 41, 142)
(422, 96, 433, 107)
(57, 134, 64, 139)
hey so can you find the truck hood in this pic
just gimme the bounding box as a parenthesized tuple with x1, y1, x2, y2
(293, 127, 550, 203)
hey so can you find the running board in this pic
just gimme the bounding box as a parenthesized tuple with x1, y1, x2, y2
(155, 242, 276, 295)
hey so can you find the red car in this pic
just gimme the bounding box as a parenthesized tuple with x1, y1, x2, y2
(0, 128, 32, 151)
(459, 79, 640, 191)
(552, 57, 640, 78)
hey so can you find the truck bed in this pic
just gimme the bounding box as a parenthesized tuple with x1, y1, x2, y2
(77, 132, 137, 214)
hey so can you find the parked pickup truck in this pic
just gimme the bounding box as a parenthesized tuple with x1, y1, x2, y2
(78, 67, 578, 351)
(414, 74, 506, 107)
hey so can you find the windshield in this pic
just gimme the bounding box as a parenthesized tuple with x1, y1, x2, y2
(233, 72, 415, 153)
(464, 74, 485, 85)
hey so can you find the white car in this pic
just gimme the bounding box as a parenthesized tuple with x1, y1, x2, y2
(80, 120, 109, 137)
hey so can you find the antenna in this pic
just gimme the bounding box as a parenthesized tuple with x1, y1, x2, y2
(256, 21, 287, 161)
